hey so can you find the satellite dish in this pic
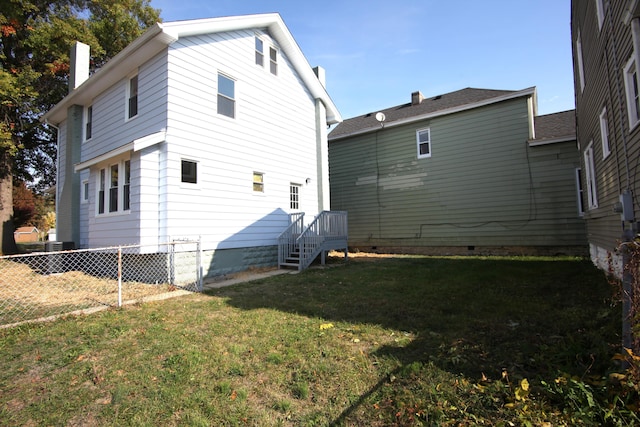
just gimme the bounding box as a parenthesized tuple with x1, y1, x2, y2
(375, 112, 386, 122)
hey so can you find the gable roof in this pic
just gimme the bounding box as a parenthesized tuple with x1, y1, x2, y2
(43, 13, 341, 125)
(528, 109, 576, 145)
(329, 87, 536, 141)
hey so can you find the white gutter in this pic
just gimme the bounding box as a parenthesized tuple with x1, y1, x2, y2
(329, 87, 537, 141)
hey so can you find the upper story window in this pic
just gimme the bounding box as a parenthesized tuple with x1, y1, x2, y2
(97, 159, 131, 215)
(253, 172, 264, 192)
(127, 74, 138, 119)
(583, 141, 598, 209)
(255, 36, 264, 66)
(217, 73, 235, 119)
(181, 159, 197, 184)
(82, 179, 89, 204)
(85, 105, 93, 141)
(416, 128, 431, 159)
(624, 55, 640, 130)
(576, 30, 585, 93)
(599, 107, 611, 159)
(269, 47, 278, 75)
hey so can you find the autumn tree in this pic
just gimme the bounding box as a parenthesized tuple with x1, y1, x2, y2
(0, 0, 160, 254)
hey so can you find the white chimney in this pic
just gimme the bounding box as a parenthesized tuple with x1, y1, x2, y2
(69, 41, 90, 93)
(411, 91, 424, 105)
(313, 66, 326, 88)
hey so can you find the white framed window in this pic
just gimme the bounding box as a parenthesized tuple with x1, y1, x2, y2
(599, 107, 611, 159)
(575, 168, 585, 216)
(81, 180, 89, 204)
(255, 36, 264, 67)
(576, 30, 586, 93)
(253, 172, 264, 192)
(290, 183, 301, 210)
(269, 47, 278, 75)
(624, 56, 640, 130)
(217, 73, 235, 119)
(84, 105, 93, 141)
(181, 159, 197, 184)
(416, 128, 431, 158)
(97, 159, 131, 215)
(583, 142, 598, 209)
(595, 0, 605, 30)
(126, 74, 138, 120)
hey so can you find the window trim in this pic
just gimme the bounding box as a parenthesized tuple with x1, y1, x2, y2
(599, 106, 611, 159)
(217, 72, 236, 119)
(583, 142, 598, 210)
(255, 35, 264, 67)
(125, 73, 139, 121)
(96, 158, 131, 216)
(181, 159, 198, 185)
(84, 105, 93, 141)
(253, 171, 264, 193)
(416, 128, 431, 159)
(576, 30, 586, 93)
(289, 183, 301, 210)
(624, 55, 640, 130)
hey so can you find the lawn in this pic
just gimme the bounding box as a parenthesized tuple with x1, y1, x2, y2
(0, 255, 636, 426)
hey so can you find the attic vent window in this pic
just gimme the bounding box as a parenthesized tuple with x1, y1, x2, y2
(255, 36, 264, 66)
(269, 47, 278, 75)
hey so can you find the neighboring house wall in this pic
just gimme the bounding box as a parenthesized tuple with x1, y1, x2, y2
(572, 0, 640, 276)
(329, 96, 587, 254)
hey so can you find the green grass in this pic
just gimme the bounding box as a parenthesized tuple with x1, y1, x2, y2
(0, 255, 635, 425)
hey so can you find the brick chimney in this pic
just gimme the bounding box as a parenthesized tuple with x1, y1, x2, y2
(69, 41, 90, 93)
(411, 91, 424, 105)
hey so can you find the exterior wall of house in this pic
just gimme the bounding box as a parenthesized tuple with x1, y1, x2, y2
(57, 105, 83, 244)
(572, 0, 640, 276)
(160, 29, 321, 251)
(329, 97, 587, 252)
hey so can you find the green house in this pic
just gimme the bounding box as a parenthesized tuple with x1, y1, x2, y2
(328, 87, 587, 255)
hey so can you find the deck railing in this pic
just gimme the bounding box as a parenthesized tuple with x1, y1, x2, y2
(296, 210, 348, 270)
(277, 212, 305, 267)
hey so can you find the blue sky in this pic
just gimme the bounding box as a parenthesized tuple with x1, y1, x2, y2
(150, 0, 574, 120)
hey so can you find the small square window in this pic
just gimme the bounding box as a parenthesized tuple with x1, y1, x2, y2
(253, 172, 264, 192)
(181, 160, 197, 184)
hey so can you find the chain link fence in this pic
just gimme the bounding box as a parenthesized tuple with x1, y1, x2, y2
(0, 240, 202, 328)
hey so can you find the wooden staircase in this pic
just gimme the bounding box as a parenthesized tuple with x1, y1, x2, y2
(277, 211, 348, 271)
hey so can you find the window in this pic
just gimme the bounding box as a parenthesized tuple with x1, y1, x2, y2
(599, 107, 611, 159)
(98, 169, 105, 214)
(127, 74, 138, 119)
(255, 36, 264, 66)
(576, 30, 585, 93)
(97, 160, 130, 215)
(596, 0, 605, 29)
(575, 168, 585, 216)
(624, 56, 640, 129)
(583, 142, 598, 209)
(290, 184, 300, 209)
(123, 160, 130, 211)
(269, 47, 278, 75)
(253, 172, 264, 192)
(82, 180, 89, 204)
(181, 160, 197, 184)
(217, 73, 235, 118)
(109, 164, 118, 212)
(85, 105, 93, 140)
(416, 128, 431, 158)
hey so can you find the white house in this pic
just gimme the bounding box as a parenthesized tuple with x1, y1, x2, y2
(42, 14, 344, 277)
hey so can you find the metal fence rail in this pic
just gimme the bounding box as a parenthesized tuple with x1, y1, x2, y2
(0, 240, 202, 328)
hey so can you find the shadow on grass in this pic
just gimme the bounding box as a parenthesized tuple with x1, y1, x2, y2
(207, 256, 620, 423)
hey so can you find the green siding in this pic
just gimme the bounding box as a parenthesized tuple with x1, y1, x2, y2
(329, 98, 587, 249)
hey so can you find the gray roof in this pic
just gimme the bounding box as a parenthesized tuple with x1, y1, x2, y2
(329, 87, 528, 140)
(531, 109, 576, 143)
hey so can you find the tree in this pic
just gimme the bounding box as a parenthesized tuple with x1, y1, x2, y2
(0, 0, 160, 254)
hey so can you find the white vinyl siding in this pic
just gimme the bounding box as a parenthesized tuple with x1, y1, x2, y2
(163, 30, 321, 250)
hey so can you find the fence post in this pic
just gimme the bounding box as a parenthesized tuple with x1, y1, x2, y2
(117, 246, 122, 307)
(197, 236, 203, 291)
